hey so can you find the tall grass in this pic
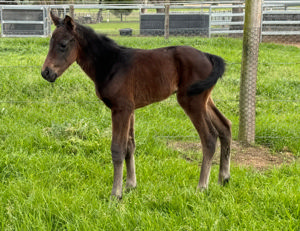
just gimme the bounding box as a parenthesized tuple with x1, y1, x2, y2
(0, 36, 299, 230)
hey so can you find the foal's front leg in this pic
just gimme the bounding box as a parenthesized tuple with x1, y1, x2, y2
(111, 108, 132, 199)
(125, 113, 137, 191)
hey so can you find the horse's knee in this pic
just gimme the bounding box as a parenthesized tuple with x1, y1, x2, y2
(111, 143, 125, 163)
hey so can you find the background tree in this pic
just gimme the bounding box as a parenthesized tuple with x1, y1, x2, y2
(106, 0, 134, 22)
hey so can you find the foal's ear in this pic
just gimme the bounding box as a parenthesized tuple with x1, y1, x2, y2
(64, 15, 76, 32)
(50, 10, 61, 26)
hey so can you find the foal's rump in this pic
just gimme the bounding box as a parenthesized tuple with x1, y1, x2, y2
(186, 52, 226, 96)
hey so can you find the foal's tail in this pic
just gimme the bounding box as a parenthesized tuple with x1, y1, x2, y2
(187, 53, 225, 96)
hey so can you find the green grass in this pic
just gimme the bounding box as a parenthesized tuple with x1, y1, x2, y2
(0, 36, 299, 230)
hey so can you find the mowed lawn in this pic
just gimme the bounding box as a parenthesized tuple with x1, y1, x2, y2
(0, 34, 299, 230)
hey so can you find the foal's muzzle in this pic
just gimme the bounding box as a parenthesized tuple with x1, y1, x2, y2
(41, 67, 58, 82)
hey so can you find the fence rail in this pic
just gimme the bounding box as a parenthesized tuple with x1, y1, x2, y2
(0, 1, 300, 41)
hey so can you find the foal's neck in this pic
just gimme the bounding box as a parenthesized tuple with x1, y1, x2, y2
(75, 25, 122, 83)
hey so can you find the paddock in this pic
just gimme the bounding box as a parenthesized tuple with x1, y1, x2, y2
(0, 9, 299, 230)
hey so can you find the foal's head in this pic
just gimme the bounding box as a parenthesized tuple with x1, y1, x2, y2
(41, 12, 78, 82)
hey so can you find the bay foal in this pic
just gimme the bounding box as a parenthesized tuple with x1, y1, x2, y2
(41, 12, 231, 199)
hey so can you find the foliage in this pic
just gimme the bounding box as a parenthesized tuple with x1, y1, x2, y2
(105, 0, 134, 21)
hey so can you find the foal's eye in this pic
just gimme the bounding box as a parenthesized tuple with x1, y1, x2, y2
(59, 43, 67, 52)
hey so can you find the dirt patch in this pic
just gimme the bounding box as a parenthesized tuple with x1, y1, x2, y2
(167, 140, 296, 170)
(282, 43, 300, 48)
(271, 42, 300, 48)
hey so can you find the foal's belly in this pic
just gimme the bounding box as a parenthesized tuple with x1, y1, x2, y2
(133, 73, 178, 108)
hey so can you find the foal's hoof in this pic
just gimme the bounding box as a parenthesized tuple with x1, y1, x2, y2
(219, 176, 230, 186)
(110, 194, 122, 201)
(223, 177, 230, 185)
(196, 185, 208, 192)
(125, 185, 137, 193)
(125, 180, 137, 193)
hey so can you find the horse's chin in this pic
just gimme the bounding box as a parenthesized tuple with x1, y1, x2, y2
(48, 74, 58, 82)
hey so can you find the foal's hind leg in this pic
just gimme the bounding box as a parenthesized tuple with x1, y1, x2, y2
(125, 113, 137, 191)
(177, 93, 218, 190)
(208, 98, 231, 185)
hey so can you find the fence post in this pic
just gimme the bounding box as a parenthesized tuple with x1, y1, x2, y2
(208, 6, 212, 38)
(46, 6, 51, 37)
(238, 0, 262, 144)
(164, 4, 170, 39)
(69, 5, 74, 18)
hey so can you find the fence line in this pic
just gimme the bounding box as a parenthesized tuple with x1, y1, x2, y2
(1, 1, 300, 40)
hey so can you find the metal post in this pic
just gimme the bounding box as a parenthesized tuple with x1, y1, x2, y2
(164, 4, 170, 39)
(208, 6, 212, 38)
(45, 7, 51, 37)
(70, 5, 74, 18)
(238, 0, 262, 144)
(0, 7, 3, 37)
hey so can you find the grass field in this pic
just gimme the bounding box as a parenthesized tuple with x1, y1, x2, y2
(0, 34, 299, 230)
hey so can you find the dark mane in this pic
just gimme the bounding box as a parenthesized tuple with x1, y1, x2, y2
(79, 24, 121, 48)
(74, 23, 133, 84)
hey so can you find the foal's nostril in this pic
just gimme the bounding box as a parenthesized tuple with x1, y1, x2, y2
(41, 67, 49, 78)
